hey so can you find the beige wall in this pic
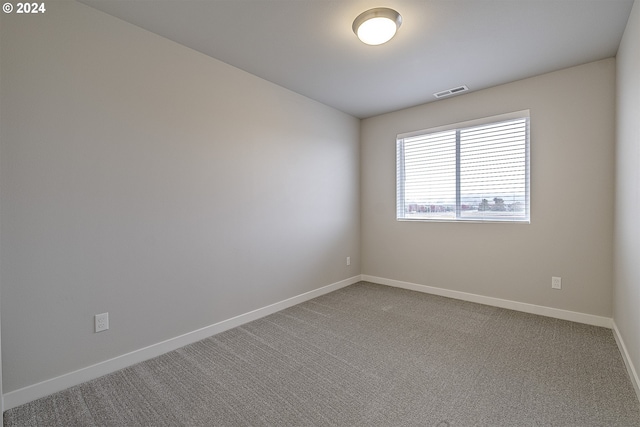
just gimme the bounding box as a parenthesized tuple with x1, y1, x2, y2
(0, 1, 360, 393)
(614, 0, 640, 388)
(361, 59, 616, 317)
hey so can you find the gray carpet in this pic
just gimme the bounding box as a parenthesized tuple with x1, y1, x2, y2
(4, 282, 640, 426)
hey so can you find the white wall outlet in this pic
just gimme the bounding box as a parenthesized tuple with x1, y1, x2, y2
(95, 312, 109, 333)
(552, 277, 562, 290)
(346, 256, 351, 266)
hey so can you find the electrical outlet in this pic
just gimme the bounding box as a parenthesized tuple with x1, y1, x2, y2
(95, 312, 109, 333)
(552, 277, 562, 290)
(346, 256, 351, 266)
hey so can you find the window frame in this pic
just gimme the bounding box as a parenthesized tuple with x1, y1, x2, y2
(396, 110, 530, 223)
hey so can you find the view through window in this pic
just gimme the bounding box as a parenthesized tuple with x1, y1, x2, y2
(396, 111, 530, 222)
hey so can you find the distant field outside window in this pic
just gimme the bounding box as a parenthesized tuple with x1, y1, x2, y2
(396, 111, 530, 223)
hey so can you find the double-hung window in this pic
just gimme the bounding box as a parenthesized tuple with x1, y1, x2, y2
(396, 110, 530, 222)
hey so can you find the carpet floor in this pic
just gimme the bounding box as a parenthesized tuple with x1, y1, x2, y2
(4, 281, 640, 426)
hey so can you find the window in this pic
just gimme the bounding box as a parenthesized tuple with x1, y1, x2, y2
(396, 111, 530, 222)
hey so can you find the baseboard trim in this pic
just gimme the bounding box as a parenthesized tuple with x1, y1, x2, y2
(361, 275, 612, 328)
(612, 321, 640, 403)
(2, 275, 362, 411)
(3, 274, 619, 410)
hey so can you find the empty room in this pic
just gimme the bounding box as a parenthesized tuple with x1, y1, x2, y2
(1, 0, 640, 425)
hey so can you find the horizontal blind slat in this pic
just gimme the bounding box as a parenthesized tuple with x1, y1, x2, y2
(397, 115, 529, 221)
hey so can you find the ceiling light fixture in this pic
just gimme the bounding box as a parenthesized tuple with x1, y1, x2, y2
(352, 7, 402, 46)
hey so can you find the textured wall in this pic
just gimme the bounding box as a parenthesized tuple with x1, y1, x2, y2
(0, 1, 360, 392)
(361, 59, 616, 317)
(614, 0, 640, 392)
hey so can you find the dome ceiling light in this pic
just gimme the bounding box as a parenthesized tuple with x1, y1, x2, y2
(352, 7, 402, 46)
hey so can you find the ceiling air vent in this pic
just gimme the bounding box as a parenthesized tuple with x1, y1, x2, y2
(434, 85, 469, 99)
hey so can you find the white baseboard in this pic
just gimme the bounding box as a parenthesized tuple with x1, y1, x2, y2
(612, 321, 640, 403)
(361, 275, 613, 328)
(2, 275, 362, 411)
(4, 274, 623, 411)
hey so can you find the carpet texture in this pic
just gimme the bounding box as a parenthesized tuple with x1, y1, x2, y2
(4, 282, 640, 426)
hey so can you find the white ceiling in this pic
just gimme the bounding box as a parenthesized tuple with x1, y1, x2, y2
(79, 0, 634, 119)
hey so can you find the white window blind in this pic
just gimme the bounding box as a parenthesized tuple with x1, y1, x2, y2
(397, 111, 530, 222)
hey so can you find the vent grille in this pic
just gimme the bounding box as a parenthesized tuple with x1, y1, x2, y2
(434, 85, 469, 98)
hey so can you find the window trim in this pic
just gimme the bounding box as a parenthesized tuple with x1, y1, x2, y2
(396, 110, 530, 223)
